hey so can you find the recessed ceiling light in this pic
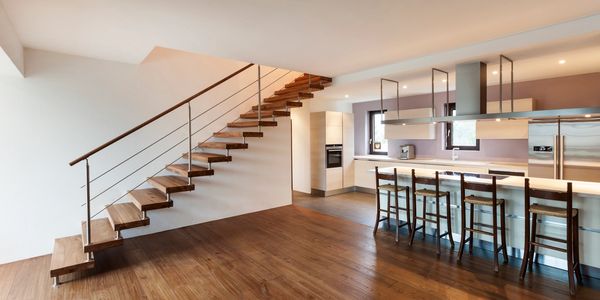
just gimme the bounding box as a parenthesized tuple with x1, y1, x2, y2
(492, 70, 498, 75)
(432, 121, 437, 125)
(402, 85, 407, 89)
(402, 123, 406, 126)
(344, 94, 349, 98)
(495, 118, 501, 122)
(585, 114, 592, 118)
(442, 79, 447, 83)
(558, 59, 566, 65)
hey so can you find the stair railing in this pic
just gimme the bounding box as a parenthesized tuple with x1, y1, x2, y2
(68, 63, 294, 255)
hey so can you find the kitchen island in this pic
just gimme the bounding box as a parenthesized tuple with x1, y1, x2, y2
(369, 164, 600, 275)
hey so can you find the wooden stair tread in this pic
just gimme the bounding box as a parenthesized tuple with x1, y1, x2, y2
(295, 74, 332, 82)
(167, 163, 214, 177)
(183, 152, 232, 163)
(213, 131, 263, 138)
(81, 218, 123, 252)
(240, 110, 290, 119)
(287, 76, 332, 87)
(252, 101, 302, 111)
(128, 188, 172, 211)
(199, 142, 248, 149)
(107, 202, 149, 231)
(50, 235, 95, 277)
(227, 121, 277, 128)
(264, 92, 313, 103)
(148, 176, 195, 194)
(275, 83, 324, 95)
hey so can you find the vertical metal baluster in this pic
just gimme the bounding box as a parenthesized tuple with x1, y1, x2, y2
(499, 55, 503, 114)
(380, 79, 384, 117)
(431, 69, 435, 118)
(187, 102, 192, 185)
(396, 81, 400, 119)
(258, 65, 262, 132)
(85, 159, 92, 261)
(446, 72, 449, 116)
(510, 58, 514, 113)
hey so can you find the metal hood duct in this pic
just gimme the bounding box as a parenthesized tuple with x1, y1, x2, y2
(382, 55, 600, 125)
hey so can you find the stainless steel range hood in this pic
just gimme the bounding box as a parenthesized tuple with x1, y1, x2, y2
(381, 55, 600, 125)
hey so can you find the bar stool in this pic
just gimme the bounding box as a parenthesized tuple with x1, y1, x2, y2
(408, 169, 454, 255)
(519, 178, 581, 295)
(457, 174, 508, 272)
(373, 167, 412, 242)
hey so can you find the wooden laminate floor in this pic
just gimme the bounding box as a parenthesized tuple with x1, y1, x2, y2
(1, 194, 599, 299)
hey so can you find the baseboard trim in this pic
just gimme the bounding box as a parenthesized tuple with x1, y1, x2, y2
(311, 187, 356, 197)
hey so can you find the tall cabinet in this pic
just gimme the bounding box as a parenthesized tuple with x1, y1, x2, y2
(310, 111, 354, 196)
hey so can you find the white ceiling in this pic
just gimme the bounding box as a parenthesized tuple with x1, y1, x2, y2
(1, 0, 600, 77)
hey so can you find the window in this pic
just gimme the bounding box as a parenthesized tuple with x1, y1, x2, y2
(368, 110, 388, 155)
(445, 103, 479, 150)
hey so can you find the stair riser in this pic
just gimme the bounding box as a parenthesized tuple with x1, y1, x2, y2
(132, 199, 173, 212)
(183, 153, 232, 163)
(83, 239, 123, 253)
(264, 92, 313, 103)
(149, 183, 195, 194)
(275, 85, 323, 95)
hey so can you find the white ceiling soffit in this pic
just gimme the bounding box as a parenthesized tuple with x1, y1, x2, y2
(0, 2, 23, 77)
(1, 0, 600, 77)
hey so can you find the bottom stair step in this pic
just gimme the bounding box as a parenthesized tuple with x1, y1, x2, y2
(50, 235, 95, 277)
(81, 218, 123, 253)
(129, 188, 173, 211)
(107, 202, 150, 231)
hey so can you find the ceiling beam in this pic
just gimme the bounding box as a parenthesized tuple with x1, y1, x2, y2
(0, 3, 24, 77)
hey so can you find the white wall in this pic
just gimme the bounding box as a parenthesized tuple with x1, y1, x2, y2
(0, 48, 298, 264)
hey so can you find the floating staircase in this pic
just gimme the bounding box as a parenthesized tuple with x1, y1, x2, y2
(50, 71, 332, 286)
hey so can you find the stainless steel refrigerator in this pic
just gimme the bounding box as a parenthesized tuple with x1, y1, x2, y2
(529, 119, 600, 182)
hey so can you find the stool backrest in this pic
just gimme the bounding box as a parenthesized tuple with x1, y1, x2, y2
(375, 166, 398, 190)
(460, 174, 497, 204)
(411, 169, 440, 194)
(524, 178, 573, 218)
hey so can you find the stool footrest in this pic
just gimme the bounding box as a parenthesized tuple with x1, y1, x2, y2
(439, 232, 450, 238)
(530, 241, 567, 253)
(535, 234, 567, 244)
(424, 212, 447, 219)
(415, 216, 438, 223)
(472, 222, 495, 229)
(465, 227, 493, 236)
(378, 217, 389, 222)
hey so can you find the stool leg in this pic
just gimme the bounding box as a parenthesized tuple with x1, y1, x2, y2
(519, 210, 531, 279)
(405, 188, 412, 237)
(446, 193, 454, 247)
(395, 193, 400, 243)
(386, 191, 391, 230)
(408, 193, 418, 247)
(422, 196, 427, 240)
(500, 201, 509, 264)
(457, 198, 467, 261)
(528, 213, 538, 270)
(436, 196, 441, 255)
(468, 203, 474, 255)
(567, 211, 576, 295)
(373, 189, 381, 236)
(573, 214, 582, 284)
(492, 202, 499, 273)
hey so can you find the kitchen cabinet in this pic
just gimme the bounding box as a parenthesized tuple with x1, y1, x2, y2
(476, 98, 534, 139)
(310, 111, 355, 195)
(384, 108, 436, 140)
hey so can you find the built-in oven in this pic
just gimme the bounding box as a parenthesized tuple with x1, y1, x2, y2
(325, 144, 342, 168)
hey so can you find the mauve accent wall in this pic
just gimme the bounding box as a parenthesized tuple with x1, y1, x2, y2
(353, 72, 600, 162)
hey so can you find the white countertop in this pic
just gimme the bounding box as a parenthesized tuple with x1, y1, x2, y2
(375, 166, 600, 197)
(354, 155, 527, 173)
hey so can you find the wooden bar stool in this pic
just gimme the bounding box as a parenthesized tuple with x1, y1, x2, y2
(519, 178, 581, 295)
(408, 169, 454, 255)
(457, 174, 508, 272)
(373, 167, 412, 243)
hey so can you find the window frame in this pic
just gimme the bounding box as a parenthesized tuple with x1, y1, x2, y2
(368, 110, 388, 155)
(445, 103, 480, 151)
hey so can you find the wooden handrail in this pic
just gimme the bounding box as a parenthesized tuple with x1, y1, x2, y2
(69, 63, 255, 166)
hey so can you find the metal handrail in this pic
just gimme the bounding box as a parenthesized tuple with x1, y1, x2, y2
(69, 63, 254, 167)
(82, 68, 279, 202)
(81, 68, 278, 188)
(87, 70, 293, 214)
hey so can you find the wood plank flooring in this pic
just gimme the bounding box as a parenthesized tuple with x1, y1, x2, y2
(1, 194, 599, 299)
